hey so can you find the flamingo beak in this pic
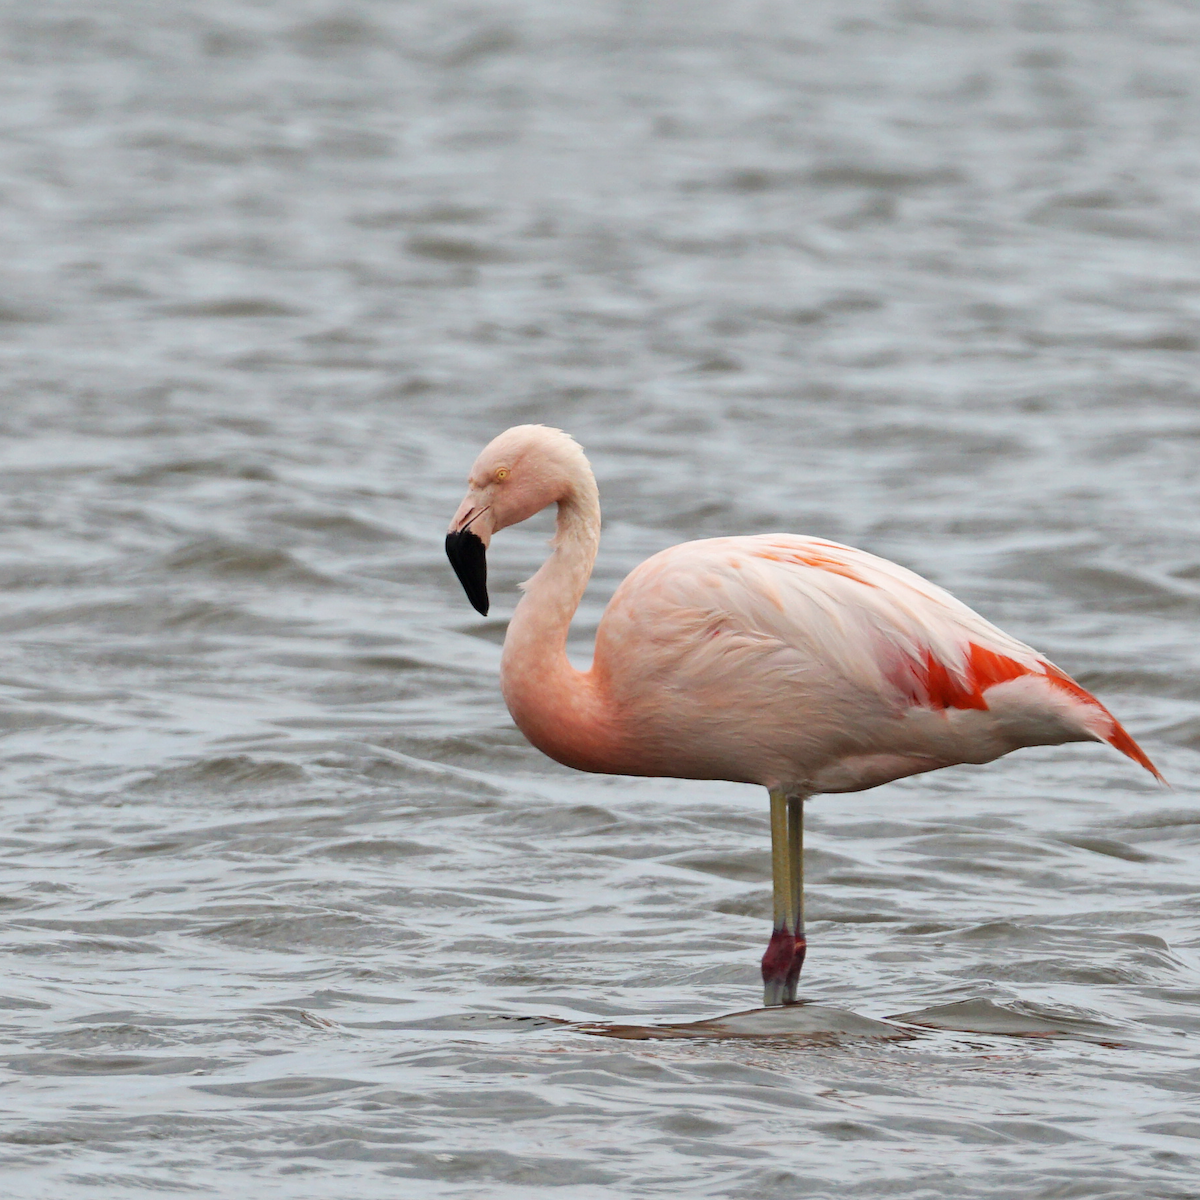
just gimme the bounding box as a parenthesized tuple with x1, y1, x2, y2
(446, 503, 491, 617)
(445, 528, 489, 616)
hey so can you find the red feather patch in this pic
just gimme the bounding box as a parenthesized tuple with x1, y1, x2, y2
(894, 643, 1163, 781)
(750, 541, 876, 587)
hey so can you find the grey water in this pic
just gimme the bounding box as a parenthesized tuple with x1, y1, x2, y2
(1, 1, 1199, 1196)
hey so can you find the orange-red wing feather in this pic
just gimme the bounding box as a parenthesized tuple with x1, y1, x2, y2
(894, 641, 1163, 781)
(1041, 663, 1164, 782)
(750, 541, 877, 587)
(889, 642, 1025, 712)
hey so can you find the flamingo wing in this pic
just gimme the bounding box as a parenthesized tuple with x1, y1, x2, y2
(602, 534, 1161, 782)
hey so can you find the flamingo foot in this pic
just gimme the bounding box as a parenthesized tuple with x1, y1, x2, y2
(762, 929, 806, 1006)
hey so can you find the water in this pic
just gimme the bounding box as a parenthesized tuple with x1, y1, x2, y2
(1, 1, 1199, 1196)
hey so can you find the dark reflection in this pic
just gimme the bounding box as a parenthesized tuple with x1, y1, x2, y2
(576, 1004, 912, 1042)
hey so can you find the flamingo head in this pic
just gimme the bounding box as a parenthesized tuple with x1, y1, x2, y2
(445, 425, 590, 616)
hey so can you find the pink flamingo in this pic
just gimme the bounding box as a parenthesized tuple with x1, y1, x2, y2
(445, 425, 1162, 1006)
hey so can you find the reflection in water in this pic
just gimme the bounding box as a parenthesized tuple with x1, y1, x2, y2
(577, 1004, 912, 1042)
(0, 1, 1199, 1197)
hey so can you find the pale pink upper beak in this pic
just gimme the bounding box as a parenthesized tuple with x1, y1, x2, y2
(447, 490, 495, 546)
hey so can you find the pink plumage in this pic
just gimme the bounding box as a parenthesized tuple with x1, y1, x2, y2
(445, 424, 1161, 1006)
(593, 532, 1160, 789)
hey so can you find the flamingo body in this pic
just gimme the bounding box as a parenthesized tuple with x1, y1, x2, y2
(445, 424, 1161, 1005)
(584, 533, 1159, 792)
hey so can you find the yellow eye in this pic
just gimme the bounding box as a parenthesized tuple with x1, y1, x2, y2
(495, 467, 510, 481)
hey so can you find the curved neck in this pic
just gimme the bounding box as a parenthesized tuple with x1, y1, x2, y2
(500, 477, 619, 772)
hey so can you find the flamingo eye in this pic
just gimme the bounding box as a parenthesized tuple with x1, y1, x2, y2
(495, 467, 510, 481)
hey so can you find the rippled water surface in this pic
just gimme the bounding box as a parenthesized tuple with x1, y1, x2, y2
(3, 1, 1200, 1196)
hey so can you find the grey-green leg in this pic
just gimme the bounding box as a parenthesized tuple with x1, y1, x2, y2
(761, 790, 806, 1006)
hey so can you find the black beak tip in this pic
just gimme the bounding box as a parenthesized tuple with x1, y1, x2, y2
(445, 529, 489, 617)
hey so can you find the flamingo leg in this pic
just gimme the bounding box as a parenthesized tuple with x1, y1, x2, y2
(762, 790, 806, 1006)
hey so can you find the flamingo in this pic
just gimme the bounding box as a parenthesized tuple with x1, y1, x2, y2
(444, 425, 1162, 1007)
